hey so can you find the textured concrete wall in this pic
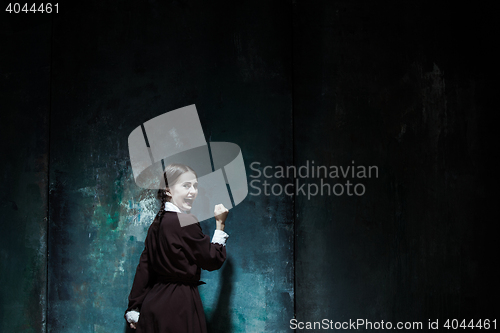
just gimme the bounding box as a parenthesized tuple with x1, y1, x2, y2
(0, 13, 51, 333)
(293, 1, 496, 330)
(45, 1, 293, 332)
(0, 1, 495, 332)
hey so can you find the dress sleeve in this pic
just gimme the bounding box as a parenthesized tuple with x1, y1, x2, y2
(175, 214, 227, 272)
(125, 226, 156, 315)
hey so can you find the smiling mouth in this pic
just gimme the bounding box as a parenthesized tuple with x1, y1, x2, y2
(184, 198, 194, 205)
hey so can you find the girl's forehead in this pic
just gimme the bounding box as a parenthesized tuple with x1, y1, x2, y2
(177, 171, 198, 183)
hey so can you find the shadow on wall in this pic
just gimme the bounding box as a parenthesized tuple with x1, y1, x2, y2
(123, 258, 234, 333)
(207, 258, 234, 333)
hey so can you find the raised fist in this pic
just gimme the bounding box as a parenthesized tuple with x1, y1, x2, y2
(214, 204, 229, 224)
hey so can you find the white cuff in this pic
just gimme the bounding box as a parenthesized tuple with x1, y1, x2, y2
(211, 230, 229, 246)
(126, 310, 140, 323)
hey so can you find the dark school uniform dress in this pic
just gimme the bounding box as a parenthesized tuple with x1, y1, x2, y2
(125, 211, 227, 333)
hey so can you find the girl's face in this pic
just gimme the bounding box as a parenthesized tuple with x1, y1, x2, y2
(167, 171, 198, 212)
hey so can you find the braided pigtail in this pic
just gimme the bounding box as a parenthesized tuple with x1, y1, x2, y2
(152, 188, 169, 232)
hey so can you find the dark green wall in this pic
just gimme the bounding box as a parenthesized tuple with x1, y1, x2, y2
(0, 11, 51, 333)
(45, 1, 293, 332)
(0, 1, 495, 332)
(293, 1, 496, 328)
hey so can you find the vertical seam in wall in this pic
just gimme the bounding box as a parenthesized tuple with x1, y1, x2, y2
(291, 0, 297, 327)
(45, 12, 54, 333)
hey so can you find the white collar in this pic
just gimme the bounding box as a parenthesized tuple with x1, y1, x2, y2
(165, 201, 185, 213)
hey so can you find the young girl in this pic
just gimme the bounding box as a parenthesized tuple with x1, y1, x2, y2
(125, 163, 229, 332)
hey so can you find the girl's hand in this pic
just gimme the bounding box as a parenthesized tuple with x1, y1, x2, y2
(214, 204, 229, 231)
(125, 310, 139, 330)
